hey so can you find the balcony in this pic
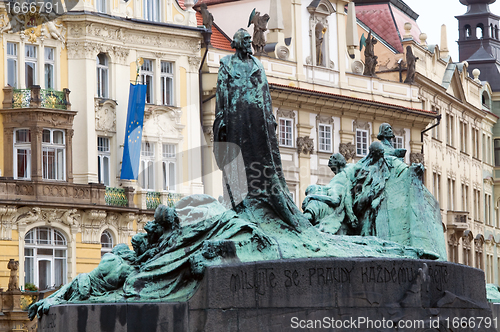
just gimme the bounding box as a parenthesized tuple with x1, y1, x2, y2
(139, 191, 183, 210)
(105, 187, 135, 207)
(4, 86, 71, 110)
(447, 211, 469, 232)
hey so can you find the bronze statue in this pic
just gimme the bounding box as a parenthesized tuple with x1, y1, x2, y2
(377, 123, 406, 158)
(404, 46, 418, 84)
(247, 9, 270, 55)
(200, 3, 214, 31)
(363, 30, 378, 76)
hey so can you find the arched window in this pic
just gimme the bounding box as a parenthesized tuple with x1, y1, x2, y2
(496, 25, 499, 39)
(101, 230, 113, 256)
(491, 24, 494, 38)
(96, 53, 108, 98)
(465, 24, 471, 38)
(476, 23, 484, 39)
(25, 227, 67, 290)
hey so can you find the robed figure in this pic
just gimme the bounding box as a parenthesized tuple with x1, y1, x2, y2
(213, 29, 309, 231)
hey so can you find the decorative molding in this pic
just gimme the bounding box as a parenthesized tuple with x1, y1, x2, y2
(409, 152, 424, 165)
(143, 106, 184, 140)
(277, 109, 295, 120)
(188, 56, 201, 72)
(339, 142, 355, 162)
(316, 114, 334, 125)
(276, 46, 290, 60)
(95, 98, 117, 134)
(353, 119, 370, 131)
(203, 126, 214, 142)
(297, 136, 314, 155)
(351, 60, 364, 74)
(67, 41, 130, 64)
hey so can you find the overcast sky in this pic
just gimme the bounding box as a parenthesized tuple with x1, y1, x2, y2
(404, 0, 500, 61)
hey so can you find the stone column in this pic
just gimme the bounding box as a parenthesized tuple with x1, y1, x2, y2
(66, 129, 74, 183)
(31, 127, 43, 181)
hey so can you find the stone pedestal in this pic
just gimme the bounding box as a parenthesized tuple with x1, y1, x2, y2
(39, 258, 495, 331)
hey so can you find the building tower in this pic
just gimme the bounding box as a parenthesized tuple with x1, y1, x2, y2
(456, 0, 500, 89)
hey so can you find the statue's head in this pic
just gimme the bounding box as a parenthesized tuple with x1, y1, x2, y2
(328, 153, 346, 173)
(112, 243, 136, 262)
(231, 28, 252, 55)
(154, 205, 180, 231)
(369, 141, 385, 161)
(377, 123, 394, 140)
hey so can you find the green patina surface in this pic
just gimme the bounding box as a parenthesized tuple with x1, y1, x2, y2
(28, 29, 447, 320)
(486, 284, 500, 303)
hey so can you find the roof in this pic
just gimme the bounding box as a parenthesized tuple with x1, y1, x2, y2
(196, 11, 233, 51)
(467, 44, 497, 62)
(353, 0, 419, 20)
(355, 3, 421, 53)
(269, 83, 436, 116)
(193, 0, 240, 8)
(441, 63, 457, 89)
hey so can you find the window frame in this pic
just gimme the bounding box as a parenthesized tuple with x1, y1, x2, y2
(140, 141, 155, 190)
(24, 227, 67, 290)
(13, 128, 32, 180)
(97, 136, 111, 186)
(44, 47, 55, 90)
(96, 53, 109, 98)
(278, 117, 294, 148)
(7, 42, 18, 88)
(42, 129, 66, 181)
(143, 0, 160, 22)
(25, 44, 37, 88)
(318, 123, 333, 153)
(100, 230, 113, 257)
(160, 61, 174, 106)
(356, 128, 369, 157)
(141, 59, 154, 104)
(162, 143, 176, 192)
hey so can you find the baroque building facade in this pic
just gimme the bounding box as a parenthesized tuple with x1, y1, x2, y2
(0, 0, 205, 311)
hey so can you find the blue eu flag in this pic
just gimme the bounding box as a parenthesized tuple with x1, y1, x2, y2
(120, 83, 147, 180)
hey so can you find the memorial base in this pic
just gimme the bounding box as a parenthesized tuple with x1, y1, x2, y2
(39, 258, 495, 331)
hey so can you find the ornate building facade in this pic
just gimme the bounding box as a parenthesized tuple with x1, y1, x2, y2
(0, 0, 205, 306)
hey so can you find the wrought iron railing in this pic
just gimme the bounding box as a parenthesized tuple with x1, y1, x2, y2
(146, 191, 162, 210)
(105, 187, 128, 207)
(12, 88, 68, 110)
(166, 192, 183, 207)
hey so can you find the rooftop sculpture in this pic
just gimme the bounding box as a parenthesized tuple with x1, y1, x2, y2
(29, 29, 446, 320)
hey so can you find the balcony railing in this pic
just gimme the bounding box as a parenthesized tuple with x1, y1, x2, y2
(145, 192, 183, 210)
(105, 187, 128, 207)
(3, 86, 71, 110)
(146, 192, 162, 210)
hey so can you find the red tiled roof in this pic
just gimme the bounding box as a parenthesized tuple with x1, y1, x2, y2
(269, 83, 437, 116)
(390, 3, 421, 44)
(196, 12, 233, 51)
(356, 4, 403, 53)
(194, 0, 240, 8)
(177, 0, 185, 10)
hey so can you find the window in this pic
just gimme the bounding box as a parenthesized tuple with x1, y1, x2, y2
(459, 120, 468, 153)
(42, 129, 65, 181)
(433, 172, 441, 203)
(143, 0, 160, 21)
(447, 178, 455, 210)
(141, 59, 154, 104)
(98, 137, 110, 186)
(473, 189, 481, 221)
(431, 106, 439, 140)
(14, 129, 31, 180)
(279, 118, 293, 147)
(100, 230, 113, 257)
(472, 128, 480, 158)
(25, 227, 67, 290)
(161, 61, 173, 106)
(96, 53, 108, 98)
(162, 144, 176, 192)
(95, 0, 106, 13)
(140, 142, 155, 190)
(391, 136, 404, 149)
(356, 129, 369, 156)
(44, 47, 55, 90)
(485, 194, 492, 226)
(488, 135, 492, 164)
(7, 42, 18, 87)
(463, 236, 472, 266)
(25, 45, 37, 88)
(495, 139, 500, 166)
(461, 183, 469, 212)
(446, 113, 454, 146)
(318, 124, 332, 153)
